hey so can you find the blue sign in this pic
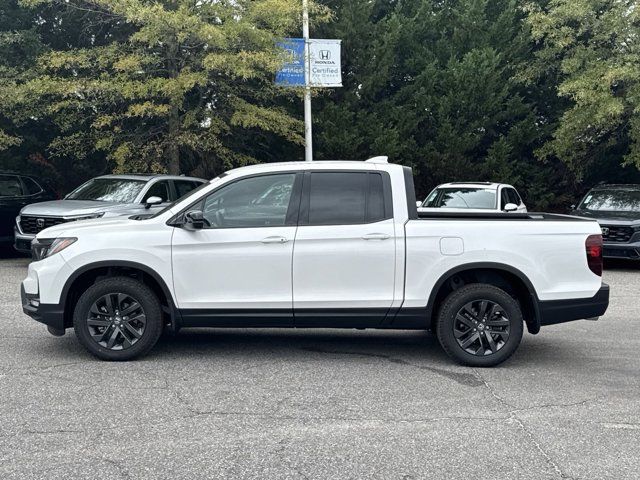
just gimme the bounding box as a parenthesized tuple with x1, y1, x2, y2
(275, 38, 305, 87)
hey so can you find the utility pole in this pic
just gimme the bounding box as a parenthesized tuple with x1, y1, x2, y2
(302, 0, 313, 162)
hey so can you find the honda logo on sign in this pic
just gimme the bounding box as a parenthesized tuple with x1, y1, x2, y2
(36, 218, 45, 228)
(319, 50, 331, 60)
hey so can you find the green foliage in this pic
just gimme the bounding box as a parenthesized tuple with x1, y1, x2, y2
(0, 0, 316, 174)
(525, 0, 640, 180)
(0, 0, 638, 208)
(312, 0, 561, 206)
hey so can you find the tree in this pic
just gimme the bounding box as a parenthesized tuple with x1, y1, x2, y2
(312, 0, 564, 207)
(525, 0, 640, 180)
(1, 0, 318, 175)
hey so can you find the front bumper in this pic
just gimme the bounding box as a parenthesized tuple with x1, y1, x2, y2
(602, 242, 640, 260)
(21, 284, 65, 331)
(538, 284, 609, 326)
(14, 228, 35, 253)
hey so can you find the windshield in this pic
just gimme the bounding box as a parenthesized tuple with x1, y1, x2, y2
(67, 178, 146, 203)
(424, 187, 497, 209)
(579, 189, 640, 212)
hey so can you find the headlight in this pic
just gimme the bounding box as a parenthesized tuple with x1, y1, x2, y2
(32, 237, 77, 260)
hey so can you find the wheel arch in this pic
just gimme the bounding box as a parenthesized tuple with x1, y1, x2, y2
(60, 261, 179, 330)
(426, 262, 541, 334)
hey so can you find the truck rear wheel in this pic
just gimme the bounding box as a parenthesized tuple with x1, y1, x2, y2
(436, 283, 523, 367)
(73, 277, 163, 361)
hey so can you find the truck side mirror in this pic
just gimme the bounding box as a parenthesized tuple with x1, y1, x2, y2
(416, 201, 423, 208)
(144, 196, 163, 209)
(184, 210, 205, 230)
(503, 203, 518, 212)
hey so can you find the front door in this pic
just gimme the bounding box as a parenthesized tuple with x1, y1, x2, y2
(171, 172, 301, 325)
(292, 171, 397, 326)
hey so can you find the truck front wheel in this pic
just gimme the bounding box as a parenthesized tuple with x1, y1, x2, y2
(436, 284, 523, 367)
(73, 277, 163, 361)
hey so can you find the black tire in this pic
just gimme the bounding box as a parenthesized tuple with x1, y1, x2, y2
(73, 276, 163, 361)
(436, 283, 524, 367)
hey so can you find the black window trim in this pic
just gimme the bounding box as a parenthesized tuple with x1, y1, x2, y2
(298, 170, 394, 227)
(168, 171, 304, 229)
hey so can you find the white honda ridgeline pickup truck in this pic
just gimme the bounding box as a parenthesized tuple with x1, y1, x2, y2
(21, 157, 609, 366)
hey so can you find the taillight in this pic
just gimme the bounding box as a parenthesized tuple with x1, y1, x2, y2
(586, 234, 603, 276)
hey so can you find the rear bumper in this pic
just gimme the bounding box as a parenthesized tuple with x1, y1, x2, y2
(538, 284, 609, 326)
(21, 284, 65, 331)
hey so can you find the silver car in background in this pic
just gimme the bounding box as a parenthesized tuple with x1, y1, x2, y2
(15, 174, 206, 252)
(417, 182, 527, 214)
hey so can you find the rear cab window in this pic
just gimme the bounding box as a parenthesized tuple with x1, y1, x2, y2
(301, 171, 392, 225)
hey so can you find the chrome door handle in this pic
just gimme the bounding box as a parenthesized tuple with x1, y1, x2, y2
(362, 233, 391, 240)
(261, 236, 289, 244)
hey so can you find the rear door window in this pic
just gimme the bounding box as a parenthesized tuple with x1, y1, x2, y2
(0, 175, 24, 197)
(21, 177, 42, 195)
(305, 172, 390, 225)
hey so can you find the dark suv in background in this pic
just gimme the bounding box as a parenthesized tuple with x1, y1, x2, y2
(0, 173, 56, 247)
(572, 184, 640, 260)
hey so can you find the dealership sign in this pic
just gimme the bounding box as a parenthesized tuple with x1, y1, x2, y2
(276, 38, 342, 88)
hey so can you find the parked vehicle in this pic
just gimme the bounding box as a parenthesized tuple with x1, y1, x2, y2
(571, 184, 640, 261)
(0, 173, 56, 247)
(15, 174, 205, 252)
(418, 182, 527, 213)
(21, 157, 608, 366)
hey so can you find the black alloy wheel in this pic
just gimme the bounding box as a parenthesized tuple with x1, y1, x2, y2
(73, 277, 163, 361)
(86, 293, 147, 351)
(453, 299, 510, 356)
(436, 283, 524, 367)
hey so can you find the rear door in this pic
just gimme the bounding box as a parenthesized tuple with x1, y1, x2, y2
(292, 170, 396, 326)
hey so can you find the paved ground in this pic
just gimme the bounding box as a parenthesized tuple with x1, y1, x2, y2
(0, 254, 638, 480)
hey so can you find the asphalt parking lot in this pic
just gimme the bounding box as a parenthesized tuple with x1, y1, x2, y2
(0, 254, 639, 480)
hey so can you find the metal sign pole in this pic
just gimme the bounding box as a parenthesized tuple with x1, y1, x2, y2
(303, 0, 313, 162)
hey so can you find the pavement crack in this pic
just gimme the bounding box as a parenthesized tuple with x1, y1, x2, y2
(474, 370, 576, 480)
(301, 347, 482, 386)
(101, 457, 132, 480)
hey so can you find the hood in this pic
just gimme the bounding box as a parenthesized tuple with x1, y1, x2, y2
(35, 216, 139, 239)
(571, 209, 640, 225)
(20, 199, 148, 217)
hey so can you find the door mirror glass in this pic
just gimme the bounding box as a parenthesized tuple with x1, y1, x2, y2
(184, 210, 205, 229)
(504, 203, 518, 212)
(144, 196, 163, 209)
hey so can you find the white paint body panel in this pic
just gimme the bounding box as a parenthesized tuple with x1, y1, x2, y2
(292, 220, 396, 309)
(23, 160, 603, 315)
(172, 226, 296, 309)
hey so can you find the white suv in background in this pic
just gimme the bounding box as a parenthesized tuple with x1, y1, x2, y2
(418, 182, 527, 213)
